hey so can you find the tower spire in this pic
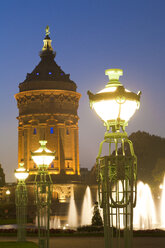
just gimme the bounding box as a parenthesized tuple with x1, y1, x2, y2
(40, 25, 56, 58)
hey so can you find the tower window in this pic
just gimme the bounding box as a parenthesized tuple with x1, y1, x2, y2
(51, 163, 54, 168)
(61, 73, 64, 76)
(34, 164, 36, 168)
(50, 127, 54, 134)
(66, 128, 69, 135)
(67, 162, 70, 168)
(36, 72, 39, 75)
(33, 128, 37, 134)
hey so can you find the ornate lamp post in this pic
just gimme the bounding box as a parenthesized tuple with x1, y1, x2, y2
(14, 162, 29, 242)
(88, 69, 141, 248)
(6, 189, 11, 203)
(31, 140, 55, 248)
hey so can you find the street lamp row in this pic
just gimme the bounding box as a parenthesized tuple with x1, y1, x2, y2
(14, 67, 141, 248)
(14, 140, 55, 248)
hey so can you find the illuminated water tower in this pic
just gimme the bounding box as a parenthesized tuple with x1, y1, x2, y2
(15, 26, 81, 179)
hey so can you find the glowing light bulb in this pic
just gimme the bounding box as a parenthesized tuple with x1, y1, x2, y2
(15, 162, 29, 181)
(31, 140, 55, 167)
(6, 190, 10, 195)
(159, 184, 163, 189)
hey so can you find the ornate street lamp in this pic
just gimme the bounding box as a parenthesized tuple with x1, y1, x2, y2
(5, 189, 11, 204)
(88, 69, 141, 248)
(15, 162, 29, 242)
(31, 140, 55, 248)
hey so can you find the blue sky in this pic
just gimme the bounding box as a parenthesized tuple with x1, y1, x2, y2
(0, 0, 165, 181)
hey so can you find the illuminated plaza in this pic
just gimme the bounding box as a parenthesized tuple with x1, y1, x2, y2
(0, 1, 165, 248)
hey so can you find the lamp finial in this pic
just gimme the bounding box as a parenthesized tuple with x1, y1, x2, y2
(105, 69, 123, 82)
(45, 25, 50, 36)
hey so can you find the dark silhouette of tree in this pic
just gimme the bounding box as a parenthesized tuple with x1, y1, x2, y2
(90, 131, 165, 196)
(127, 131, 165, 184)
(91, 201, 103, 226)
(0, 164, 5, 187)
(152, 158, 165, 185)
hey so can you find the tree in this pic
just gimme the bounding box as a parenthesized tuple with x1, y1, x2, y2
(123, 131, 165, 185)
(91, 201, 103, 226)
(152, 158, 165, 185)
(0, 164, 5, 187)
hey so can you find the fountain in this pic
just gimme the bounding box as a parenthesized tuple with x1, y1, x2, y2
(81, 186, 93, 225)
(133, 181, 157, 229)
(35, 215, 46, 228)
(81, 181, 159, 229)
(52, 216, 61, 229)
(36, 215, 61, 229)
(49, 218, 54, 229)
(68, 194, 78, 227)
(161, 175, 165, 228)
(34, 180, 165, 230)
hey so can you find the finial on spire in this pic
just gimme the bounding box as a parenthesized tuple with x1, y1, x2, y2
(45, 25, 50, 36)
(40, 26, 56, 58)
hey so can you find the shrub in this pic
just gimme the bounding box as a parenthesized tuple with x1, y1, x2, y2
(91, 202, 103, 226)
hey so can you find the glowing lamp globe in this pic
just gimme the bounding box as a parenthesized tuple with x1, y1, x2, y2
(87, 69, 141, 130)
(15, 162, 29, 181)
(31, 140, 55, 168)
(6, 190, 11, 195)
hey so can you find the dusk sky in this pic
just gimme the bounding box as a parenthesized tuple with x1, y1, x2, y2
(1, 0, 165, 182)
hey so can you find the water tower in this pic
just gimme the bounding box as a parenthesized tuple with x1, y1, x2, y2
(15, 27, 81, 181)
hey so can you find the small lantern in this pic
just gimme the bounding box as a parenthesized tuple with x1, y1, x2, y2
(15, 162, 29, 181)
(31, 140, 55, 168)
(6, 189, 11, 195)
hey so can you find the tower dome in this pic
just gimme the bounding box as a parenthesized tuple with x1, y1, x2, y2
(19, 26, 77, 92)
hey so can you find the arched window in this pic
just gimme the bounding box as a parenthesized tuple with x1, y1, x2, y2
(50, 127, 54, 134)
(33, 128, 37, 135)
(66, 128, 69, 135)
